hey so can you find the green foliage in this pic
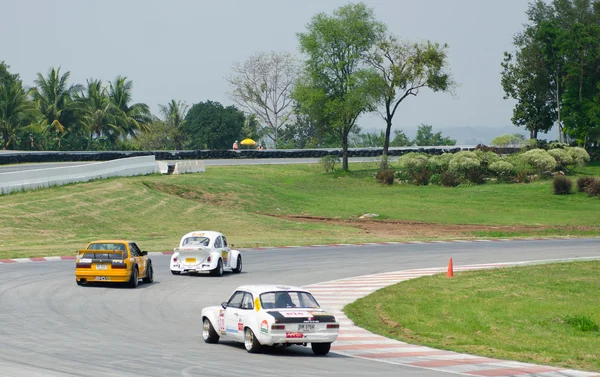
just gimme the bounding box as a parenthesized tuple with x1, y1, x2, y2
(521, 149, 557, 172)
(158, 99, 189, 150)
(448, 151, 481, 177)
(397, 152, 429, 184)
(548, 148, 573, 171)
(182, 101, 245, 150)
(428, 153, 453, 174)
(491, 133, 526, 148)
(0, 79, 39, 149)
(440, 171, 460, 187)
(294, 2, 386, 170)
(566, 147, 591, 167)
(375, 169, 394, 185)
(552, 176, 572, 195)
(562, 314, 599, 332)
(413, 124, 456, 146)
(389, 129, 412, 147)
(320, 155, 340, 173)
(489, 160, 516, 181)
(576, 177, 596, 192)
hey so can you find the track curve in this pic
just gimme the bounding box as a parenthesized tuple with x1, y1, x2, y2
(1, 239, 599, 377)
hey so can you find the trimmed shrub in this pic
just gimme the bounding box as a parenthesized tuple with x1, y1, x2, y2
(514, 169, 530, 183)
(449, 151, 481, 179)
(489, 160, 515, 181)
(576, 176, 596, 192)
(397, 152, 430, 185)
(474, 150, 500, 168)
(521, 149, 556, 173)
(548, 148, 573, 170)
(566, 147, 591, 167)
(428, 153, 453, 174)
(553, 176, 572, 195)
(440, 171, 459, 187)
(585, 179, 600, 197)
(376, 169, 395, 185)
(320, 155, 340, 173)
(414, 169, 430, 186)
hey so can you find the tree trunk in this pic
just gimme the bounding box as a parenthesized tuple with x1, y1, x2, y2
(342, 132, 349, 171)
(380, 117, 392, 170)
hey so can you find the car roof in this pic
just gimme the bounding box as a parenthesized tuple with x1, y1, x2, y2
(234, 285, 310, 295)
(180, 231, 223, 240)
(87, 240, 132, 244)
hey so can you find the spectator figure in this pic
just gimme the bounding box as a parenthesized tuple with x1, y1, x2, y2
(233, 140, 239, 150)
(257, 144, 263, 150)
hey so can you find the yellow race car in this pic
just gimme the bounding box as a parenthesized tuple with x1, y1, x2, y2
(75, 240, 154, 288)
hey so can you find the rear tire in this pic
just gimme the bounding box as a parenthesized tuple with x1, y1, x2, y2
(212, 259, 223, 277)
(142, 264, 154, 283)
(129, 267, 139, 288)
(76, 278, 84, 286)
(202, 318, 219, 344)
(171, 270, 181, 275)
(232, 255, 242, 273)
(244, 328, 261, 353)
(311, 342, 331, 355)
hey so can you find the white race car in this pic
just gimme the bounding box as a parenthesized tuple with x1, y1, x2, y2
(170, 231, 242, 276)
(201, 285, 339, 355)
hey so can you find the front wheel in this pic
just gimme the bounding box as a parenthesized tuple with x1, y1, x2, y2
(232, 255, 242, 273)
(211, 259, 223, 277)
(244, 328, 261, 353)
(129, 267, 139, 288)
(202, 318, 219, 344)
(311, 342, 331, 356)
(143, 264, 154, 283)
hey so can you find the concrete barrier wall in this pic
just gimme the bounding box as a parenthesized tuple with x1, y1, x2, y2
(0, 156, 159, 195)
(172, 160, 206, 174)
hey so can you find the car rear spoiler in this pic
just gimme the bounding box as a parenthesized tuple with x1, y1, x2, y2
(77, 249, 126, 262)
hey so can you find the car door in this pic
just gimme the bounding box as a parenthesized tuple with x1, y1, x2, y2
(223, 291, 244, 340)
(237, 292, 254, 338)
(215, 236, 228, 267)
(222, 236, 231, 266)
(129, 242, 146, 276)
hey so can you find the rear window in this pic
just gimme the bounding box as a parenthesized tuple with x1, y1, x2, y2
(260, 291, 320, 309)
(181, 237, 210, 247)
(87, 243, 127, 251)
(82, 252, 124, 260)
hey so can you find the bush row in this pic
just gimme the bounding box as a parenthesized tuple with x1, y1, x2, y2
(389, 146, 591, 187)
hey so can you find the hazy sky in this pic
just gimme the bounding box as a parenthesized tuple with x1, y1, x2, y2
(1, 0, 531, 136)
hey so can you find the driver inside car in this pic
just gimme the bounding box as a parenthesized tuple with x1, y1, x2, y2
(275, 292, 296, 308)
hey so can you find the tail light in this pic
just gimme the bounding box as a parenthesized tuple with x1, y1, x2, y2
(112, 263, 127, 269)
(76, 262, 91, 268)
(173, 256, 178, 262)
(271, 325, 285, 330)
(327, 324, 339, 329)
(207, 255, 212, 262)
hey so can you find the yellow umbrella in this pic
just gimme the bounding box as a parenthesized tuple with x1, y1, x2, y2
(240, 138, 256, 145)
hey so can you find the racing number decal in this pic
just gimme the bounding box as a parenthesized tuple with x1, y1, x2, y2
(221, 250, 228, 265)
(218, 310, 225, 333)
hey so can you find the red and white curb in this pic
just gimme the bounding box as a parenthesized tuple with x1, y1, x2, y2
(1, 237, 598, 264)
(303, 259, 600, 377)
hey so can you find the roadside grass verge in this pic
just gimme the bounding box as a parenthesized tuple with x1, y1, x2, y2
(344, 260, 600, 372)
(0, 162, 599, 259)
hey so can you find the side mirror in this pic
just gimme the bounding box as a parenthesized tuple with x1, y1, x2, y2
(141, 251, 148, 256)
(221, 302, 228, 309)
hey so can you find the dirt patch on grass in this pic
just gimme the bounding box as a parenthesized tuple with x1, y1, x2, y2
(143, 181, 252, 208)
(272, 214, 598, 239)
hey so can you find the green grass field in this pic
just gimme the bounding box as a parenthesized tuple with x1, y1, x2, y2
(0, 161, 599, 259)
(344, 260, 600, 372)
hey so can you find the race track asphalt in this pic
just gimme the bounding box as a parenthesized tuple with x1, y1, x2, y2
(0, 239, 599, 377)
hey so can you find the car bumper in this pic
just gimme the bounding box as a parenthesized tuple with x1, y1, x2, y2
(75, 270, 131, 283)
(259, 330, 338, 346)
(171, 261, 216, 272)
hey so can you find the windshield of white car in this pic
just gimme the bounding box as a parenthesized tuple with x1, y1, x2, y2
(260, 291, 320, 309)
(181, 237, 210, 247)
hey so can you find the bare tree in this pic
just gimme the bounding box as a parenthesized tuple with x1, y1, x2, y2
(227, 51, 300, 149)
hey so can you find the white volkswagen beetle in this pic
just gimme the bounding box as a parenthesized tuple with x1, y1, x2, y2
(201, 285, 339, 355)
(170, 231, 242, 276)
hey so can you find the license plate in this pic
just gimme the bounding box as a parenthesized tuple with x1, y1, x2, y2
(185, 258, 196, 263)
(298, 324, 315, 332)
(94, 276, 110, 281)
(95, 264, 108, 270)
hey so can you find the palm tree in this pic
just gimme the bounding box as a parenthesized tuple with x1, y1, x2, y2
(0, 80, 39, 149)
(159, 99, 189, 150)
(108, 76, 151, 139)
(32, 67, 82, 135)
(74, 79, 121, 148)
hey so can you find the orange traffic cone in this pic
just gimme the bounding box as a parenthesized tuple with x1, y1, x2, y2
(447, 258, 454, 278)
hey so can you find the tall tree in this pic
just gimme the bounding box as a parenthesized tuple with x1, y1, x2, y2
(294, 3, 385, 171)
(0, 79, 39, 149)
(413, 124, 456, 146)
(159, 99, 189, 150)
(108, 76, 152, 139)
(367, 35, 455, 168)
(32, 67, 82, 139)
(181, 101, 244, 150)
(227, 51, 300, 149)
(74, 79, 120, 148)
